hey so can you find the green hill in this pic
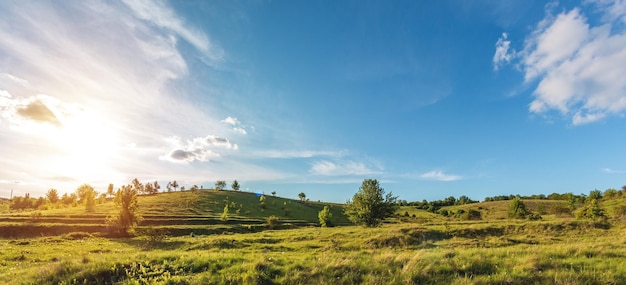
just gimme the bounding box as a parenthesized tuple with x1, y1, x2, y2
(0, 190, 350, 238)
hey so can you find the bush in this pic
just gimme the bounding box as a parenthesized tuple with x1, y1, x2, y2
(462, 209, 482, 220)
(266, 215, 280, 229)
(318, 205, 333, 227)
(509, 197, 528, 219)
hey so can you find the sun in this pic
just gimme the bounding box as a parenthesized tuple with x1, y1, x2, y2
(50, 109, 120, 181)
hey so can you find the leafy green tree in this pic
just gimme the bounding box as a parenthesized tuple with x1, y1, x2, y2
(108, 184, 142, 235)
(344, 179, 398, 227)
(577, 198, 606, 221)
(318, 205, 333, 227)
(271, 191, 276, 196)
(231, 180, 240, 191)
(508, 197, 528, 219)
(46, 188, 59, 204)
(215, 180, 226, 191)
(76, 184, 97, 212)
(588, 189, 602, 201)
(298, 192, 306, 202)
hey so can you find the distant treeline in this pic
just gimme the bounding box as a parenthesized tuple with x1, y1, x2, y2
(404, 187, 626, 214)
(406, 195, 478, 213)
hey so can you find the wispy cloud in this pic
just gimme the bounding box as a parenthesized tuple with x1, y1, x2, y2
(494, 2, 626, 125)
(602, 168, 626, 174)
(121, 0, 224, 64)
(493, 32, 515, 70)
(310, 160, 383, 176)
(419, 170, 462, 182)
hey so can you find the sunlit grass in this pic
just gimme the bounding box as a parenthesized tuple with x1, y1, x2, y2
(2, 223, 626, 284)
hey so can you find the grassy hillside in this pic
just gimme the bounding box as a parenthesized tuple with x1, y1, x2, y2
(442, 199, 569, 220)
(2, 221, 625, 284)
(0, 190, 350, 238)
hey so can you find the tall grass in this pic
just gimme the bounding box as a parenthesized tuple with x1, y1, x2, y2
(2, 223, 625, 284)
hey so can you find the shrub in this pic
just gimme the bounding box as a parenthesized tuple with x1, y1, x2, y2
(318, 205, 333, 227)
(509, 197, 528, 219)
(266, 215, 280, 229)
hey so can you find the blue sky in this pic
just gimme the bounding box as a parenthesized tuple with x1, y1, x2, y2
(1, 0, 625, 203)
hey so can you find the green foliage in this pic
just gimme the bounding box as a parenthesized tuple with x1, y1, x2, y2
(588, 189, 603, 200)
(76, 184, 97, 212)
(215, 180, 226, 191)
(461, 209, 482, 220)
(298, 192, 306, 202)
(344, 179, 398, 227)
(259, 194, 266, 209)
(508, 197, 528, 219)
(266, 215, 280, 229)
(577, 198, 606, 221)
(46, 189, 59, 204)
(221, 203, 229, 221)
(318, 205, 333, 227)
(231, 180, 240, 191)
(107, 184, 143, 235)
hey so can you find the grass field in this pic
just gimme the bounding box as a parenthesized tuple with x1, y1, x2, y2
(2, 191, 626, 284)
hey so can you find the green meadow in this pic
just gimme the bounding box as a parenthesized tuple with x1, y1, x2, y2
(2, 190, 626, 284)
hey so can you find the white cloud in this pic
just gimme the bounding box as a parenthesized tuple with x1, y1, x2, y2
(160, 135, 238, 163)
(493, 33, 515, 70)
(495, 3, 626, 125)
(419, 170, 462, 182)
(255, 150, 342, 159)
(0, 1, 230, 196)
(220, 116, 248, 134)
(310, 160, 382, 176)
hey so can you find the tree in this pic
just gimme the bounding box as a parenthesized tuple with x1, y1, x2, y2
(46, 188, 59, 204)
(508, 197, 528, 219)
(132, 178, 144, 194)
(318, 205, 333, 227)
(231, 180, 240, 191)
(271, 191, 277, 196)
(166, 182, 173, 192)
(588, 189, 603, 201)
(76, 184, 97, 212)
(344, 179, 398, 227)
(144, 183, 154, 195)
(298, 192, 306, 202)
(108, 184, 142, 235)
(107, 183, 114, 198)
(170, 180, 179, 191)
(577, 198, 606, 221)
(152, 181, 160, 194)
(215, 180, 226, 191)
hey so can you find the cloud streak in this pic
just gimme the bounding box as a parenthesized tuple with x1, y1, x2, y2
(419, 170, 462, 182)
(309, 160, 382, 176)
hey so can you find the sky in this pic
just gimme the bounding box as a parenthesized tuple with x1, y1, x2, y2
(1, 0, 625, 203)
